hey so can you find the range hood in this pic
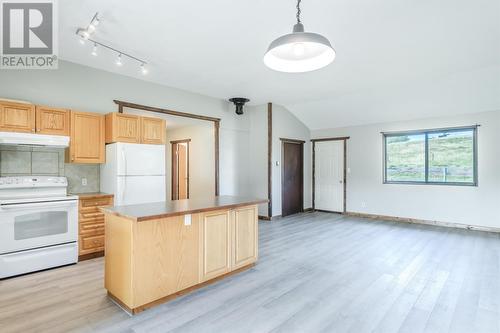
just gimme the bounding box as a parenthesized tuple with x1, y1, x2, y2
(0, 132, 70, 148)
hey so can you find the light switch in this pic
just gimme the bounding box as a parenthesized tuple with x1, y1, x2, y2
(184, 214, 192, 226)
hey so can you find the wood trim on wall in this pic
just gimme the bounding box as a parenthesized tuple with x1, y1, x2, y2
(281, 139, 304, 217)
(267, 103, 273, 219)
(114, 100, 220, 196)
(114, 100, 221, 122)
(346, 211, 500, 233)
(171, 139, 191, 200)
(312, 137, 350, 213)
(280, 138, 306, 144)
(214, 121, 220, 196)
(311, 136, 350, 142)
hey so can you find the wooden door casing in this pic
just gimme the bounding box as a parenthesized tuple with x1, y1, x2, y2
(281, 140, 304, 217)
(171, 140, 190, 200)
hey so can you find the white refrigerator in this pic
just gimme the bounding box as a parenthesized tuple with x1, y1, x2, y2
(100, 143, 166, 206)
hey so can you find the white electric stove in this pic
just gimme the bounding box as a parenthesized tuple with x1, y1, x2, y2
(0, 176, 78, 279)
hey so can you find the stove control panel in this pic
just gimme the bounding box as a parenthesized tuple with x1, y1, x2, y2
(0, 176, 68, 188)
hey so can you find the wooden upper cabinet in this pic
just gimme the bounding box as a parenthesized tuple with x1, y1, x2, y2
(0, 101, 35, 133)
(141, 116, 166, 145)
(35, 106, 70, 136)
(66, 111, 105, 164)
(105, 112, 140, 144)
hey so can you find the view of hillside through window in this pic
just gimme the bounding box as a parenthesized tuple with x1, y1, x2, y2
(385, 128, 476, 185)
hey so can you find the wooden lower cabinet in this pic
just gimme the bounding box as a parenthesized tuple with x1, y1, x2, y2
(78, 194, 114, 260)
(200, 209, 232, 282)
(232, 205, 258, 269)
(104, 204, 258, 313)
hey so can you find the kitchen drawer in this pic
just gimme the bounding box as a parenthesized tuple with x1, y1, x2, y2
(80, 197, 113, 208)
(78, 194, 113, 260)
(80, 220, 104, 233)
(81, 235, 104, 250)
(79, 210, 104, 220)
(79, 226, 104, 238)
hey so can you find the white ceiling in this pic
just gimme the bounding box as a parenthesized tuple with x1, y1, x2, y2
(59, 0, 500, 129)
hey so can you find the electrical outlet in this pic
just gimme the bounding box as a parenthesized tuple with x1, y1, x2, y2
(81, 178, 88, 186)
(184, 214, 192, 226)
(361, 202, 366, 208)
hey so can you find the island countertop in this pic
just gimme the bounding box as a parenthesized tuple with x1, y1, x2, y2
(101, 195, 268, 222)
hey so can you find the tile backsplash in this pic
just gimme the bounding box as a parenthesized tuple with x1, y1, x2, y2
(0, 145, 99, 193)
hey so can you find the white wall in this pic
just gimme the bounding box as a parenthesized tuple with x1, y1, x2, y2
(0, 60, 252, 198)
(166, 124, 215, 199)
(312, 110, 500, 228)
(272, 104, 312, 217)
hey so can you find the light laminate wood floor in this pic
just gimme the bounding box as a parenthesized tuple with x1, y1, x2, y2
(1, 212, 499, 333)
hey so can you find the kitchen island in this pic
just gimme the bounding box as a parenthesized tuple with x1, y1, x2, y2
(101, 196, 267, 314)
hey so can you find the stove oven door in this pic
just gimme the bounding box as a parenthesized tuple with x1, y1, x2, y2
(0, 199, 78, 254)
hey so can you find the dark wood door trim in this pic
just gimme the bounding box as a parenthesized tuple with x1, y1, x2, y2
(280, 138, 306, 144)
(267, 103, 273, 218)
(115, 100, 220, 196)
(170, 139, 192, 144)
(311, 136, 350, 142)
(171, 139, 190, 200)
(312, 137, 349, 213)
(114, 100, 221, 122)
(281, 140, 304, 217)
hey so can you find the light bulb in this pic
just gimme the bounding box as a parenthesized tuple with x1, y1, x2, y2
(87, 24, 96, 33)
(79, 36, 85, 45)
(93, 17, 100, 27)
(292, 42, 305, 57)
(91, 43, 97, 56)
(116, 54, 123, 66)
(81, 30, 90, 40)
(140, 63, 148, 75)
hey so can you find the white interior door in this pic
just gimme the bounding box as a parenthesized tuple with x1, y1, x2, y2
(315, 141, 345, 212)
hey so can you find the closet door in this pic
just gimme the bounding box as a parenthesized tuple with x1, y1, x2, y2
(315, 141, 344, 212)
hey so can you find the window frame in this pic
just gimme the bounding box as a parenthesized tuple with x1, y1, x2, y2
(382, 125, 478, 186)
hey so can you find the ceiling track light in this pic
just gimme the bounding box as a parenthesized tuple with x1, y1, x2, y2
(75, 13, 150, 75)
(264, 0, 335, 73)
(91, 43, 98, 56)
(116, 53, 123, 66)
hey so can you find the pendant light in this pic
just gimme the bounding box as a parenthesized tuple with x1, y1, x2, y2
(264, 0, 335, 73)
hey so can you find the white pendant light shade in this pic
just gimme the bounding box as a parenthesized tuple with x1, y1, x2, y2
(264, 1, 335, 73)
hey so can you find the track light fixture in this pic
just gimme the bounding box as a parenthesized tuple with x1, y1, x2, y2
(116, 54, 123, 66)
(76, 12, 150, 75)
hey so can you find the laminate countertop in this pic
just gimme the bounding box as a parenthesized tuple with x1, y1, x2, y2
(101, 195, 268, 222)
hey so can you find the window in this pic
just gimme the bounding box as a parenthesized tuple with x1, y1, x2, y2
(383, 126, 477, 186)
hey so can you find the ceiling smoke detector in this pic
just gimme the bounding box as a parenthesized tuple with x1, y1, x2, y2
(229, 98, 250, 115)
